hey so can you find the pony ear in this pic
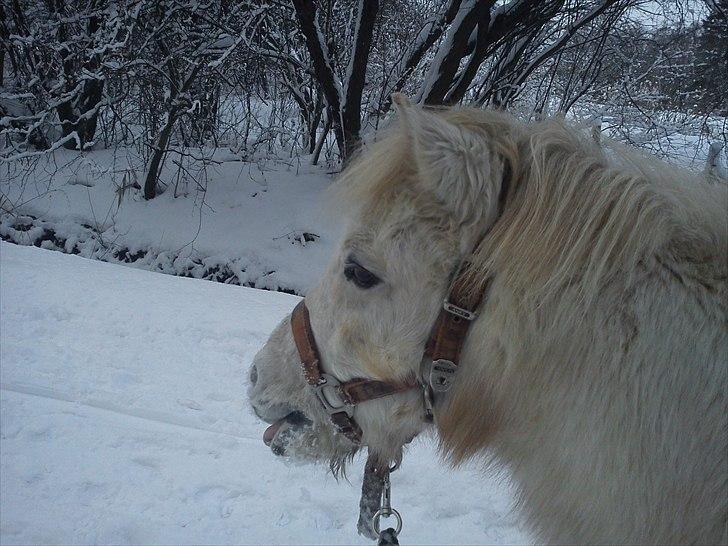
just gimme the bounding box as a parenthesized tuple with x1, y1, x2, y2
(392, 94, 497, 225)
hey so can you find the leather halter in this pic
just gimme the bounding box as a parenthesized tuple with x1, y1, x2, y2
(290, 261, 490, 444)
(290, 159, 510, 444)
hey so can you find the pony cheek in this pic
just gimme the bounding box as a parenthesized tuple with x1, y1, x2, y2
(339, 323, 421, 382)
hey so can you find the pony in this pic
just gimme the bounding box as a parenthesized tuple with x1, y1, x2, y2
(248, 95, 727, 544)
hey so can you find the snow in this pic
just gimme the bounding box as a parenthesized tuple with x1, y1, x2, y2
(1, 150, 342, 294)
(0, 242, 531, 545)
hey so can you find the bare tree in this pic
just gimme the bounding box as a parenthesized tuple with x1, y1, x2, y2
(415, 0, 632, 108)
(1, 0, 129, 156)
(3, 0, 720, 179)
(254, 0, 635, 165)
(289, 0, 380, 161)
(124, 0, 249, 199)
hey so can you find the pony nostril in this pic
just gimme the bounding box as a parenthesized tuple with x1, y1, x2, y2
(249, 365, 258, 386)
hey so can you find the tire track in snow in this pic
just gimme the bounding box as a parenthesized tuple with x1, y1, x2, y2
(0, 381, 261, 444)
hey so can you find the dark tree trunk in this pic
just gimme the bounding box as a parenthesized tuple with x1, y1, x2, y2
(378, 0, 463, 115)
(420, 0, 492, 105)
(340, 0, 379, 160)
(196, 81, 219, 144)
(143, 109, 178, 200)
(308, 96, 323, 154)
(56, 5, 105, 150)
(292, 0, 342, 121)
(143, 63, 202, 200)
(292, 0, 379, 163)
(57, 77, 104, 150)
(312, 113, 332, 166)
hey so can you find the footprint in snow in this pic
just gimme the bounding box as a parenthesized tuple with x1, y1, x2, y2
(177, 398, 203, 411)
(206, 392, 231, 402)
(131, 456, 161, 470)
(194, 485, 243, 519)
(435, 501, 468, 519)
(276, 512, 291, 527)
(25, 423, 53, 440)
(23, 472, 44, 485)
(199, 414, 219, 426)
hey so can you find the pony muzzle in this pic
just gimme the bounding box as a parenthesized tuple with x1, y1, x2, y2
(262, 410, 311, 449)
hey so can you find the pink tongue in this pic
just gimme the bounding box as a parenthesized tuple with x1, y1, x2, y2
(263, 418, 286, 446)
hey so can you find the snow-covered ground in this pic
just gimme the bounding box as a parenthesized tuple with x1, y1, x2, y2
(1, 150, 341, 294)
(0, 243, 531, 545)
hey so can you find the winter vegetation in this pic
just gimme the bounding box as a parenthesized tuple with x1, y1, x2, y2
(0, 0, 728, 240)
(0, 1, 726, 543)
(2, 2, 726, 286)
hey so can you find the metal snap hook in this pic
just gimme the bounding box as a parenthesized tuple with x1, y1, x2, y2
(371, 467, 403, 536)
(372, 507, 403, 536)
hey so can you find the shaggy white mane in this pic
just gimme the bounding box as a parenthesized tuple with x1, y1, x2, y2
(340, 108, 727, 311)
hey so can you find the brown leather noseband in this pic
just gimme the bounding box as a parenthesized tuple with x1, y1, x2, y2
(290, 259, 490, 445)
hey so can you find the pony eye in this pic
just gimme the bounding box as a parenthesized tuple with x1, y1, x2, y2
(344, 260, 381, 289)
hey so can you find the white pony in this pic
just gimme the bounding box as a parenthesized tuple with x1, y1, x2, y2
(248, 96, 727, 544)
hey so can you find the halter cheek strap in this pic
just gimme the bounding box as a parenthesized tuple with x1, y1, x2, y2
(290, 262, 490, 445)
(421, 263, 491, 418)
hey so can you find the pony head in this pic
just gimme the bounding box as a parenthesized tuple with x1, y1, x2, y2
(247, 96, 516, 470)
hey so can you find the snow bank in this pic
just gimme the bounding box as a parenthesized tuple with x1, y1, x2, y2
(1, 150, 342, 294)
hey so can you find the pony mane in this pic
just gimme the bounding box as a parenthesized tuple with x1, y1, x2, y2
(472, 116, 728, 308)
(337, 107, 727, 310)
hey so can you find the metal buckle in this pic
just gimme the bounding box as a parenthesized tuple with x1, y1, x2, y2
(422, 384, 434, 422)
(443, 300, 477, 321)
(429, 359, 457, 392)
(313, 373, 354, 417)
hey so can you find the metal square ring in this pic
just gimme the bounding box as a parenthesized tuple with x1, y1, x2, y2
(313, 373, 355, 417)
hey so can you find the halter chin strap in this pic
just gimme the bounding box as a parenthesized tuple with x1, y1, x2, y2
(290, 260, 490, 445)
